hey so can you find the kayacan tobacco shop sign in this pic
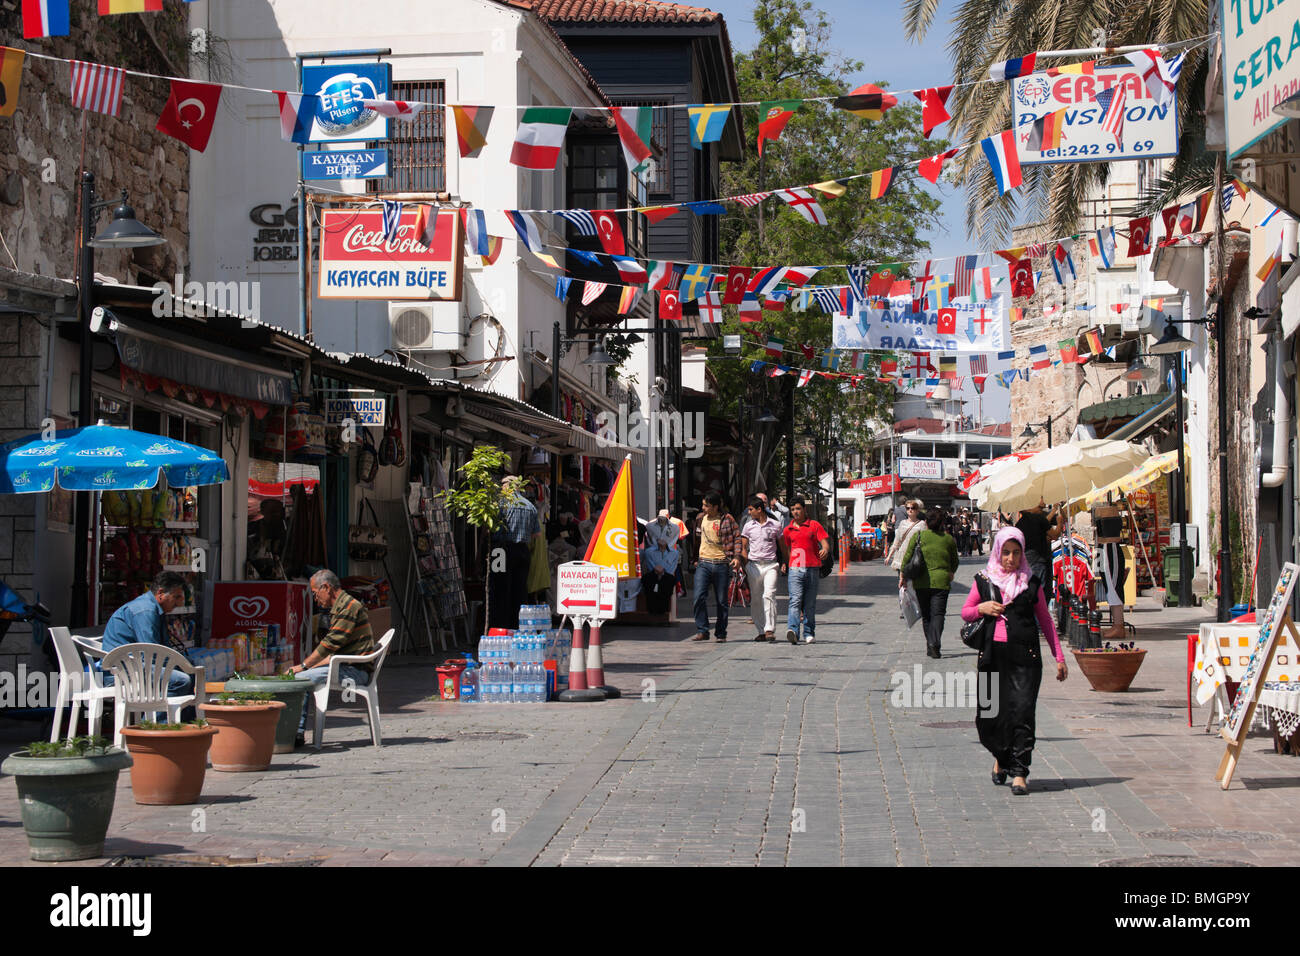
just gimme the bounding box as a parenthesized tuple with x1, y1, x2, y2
(318, 208, 464, 300)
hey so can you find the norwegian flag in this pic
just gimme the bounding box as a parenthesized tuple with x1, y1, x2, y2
(969, 354, 988, 376)
(70, 60, 125, 116)
(554, 210, 597, 236)
(1095, 85, 1127, 147)
(581, 281, 608, 306)
(732, 191, 771, 207)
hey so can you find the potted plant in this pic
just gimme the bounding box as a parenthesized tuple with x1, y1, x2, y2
(1, 735, 132, 860)
(119, 718, 216, 806)
(224, 671, 313, 753)
(1072, 641, 1148, 692)
(204, 692, 286, 771)
(440, 444, 516, 631)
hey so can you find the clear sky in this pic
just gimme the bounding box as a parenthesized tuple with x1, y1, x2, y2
(710, 0, 1012, 424)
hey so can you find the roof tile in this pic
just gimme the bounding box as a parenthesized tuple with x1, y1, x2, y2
(518, 0, 721, 24)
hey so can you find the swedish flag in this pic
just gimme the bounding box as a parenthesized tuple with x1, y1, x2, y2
(687, 104, 730, 149)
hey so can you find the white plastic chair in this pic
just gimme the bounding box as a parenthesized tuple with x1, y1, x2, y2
(48, 627, 116, 743)
(312, 629, 394, 750)
(100, 644, 206, 748)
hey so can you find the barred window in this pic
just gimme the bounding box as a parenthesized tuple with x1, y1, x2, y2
(367, 80, 446, 194)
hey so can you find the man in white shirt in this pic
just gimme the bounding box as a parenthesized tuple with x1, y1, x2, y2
(741, 496, 785, 641)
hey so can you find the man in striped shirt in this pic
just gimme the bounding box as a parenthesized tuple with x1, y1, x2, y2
(290, 570, 376, 742)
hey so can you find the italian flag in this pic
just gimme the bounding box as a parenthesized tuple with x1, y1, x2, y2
(510, 108, 572, 170)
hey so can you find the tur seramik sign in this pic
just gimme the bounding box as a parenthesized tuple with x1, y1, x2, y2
(318, 208, 463, 300)
(1220, 0, 1300, 157)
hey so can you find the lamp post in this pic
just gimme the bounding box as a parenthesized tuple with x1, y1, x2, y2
(1020, 413, 1056, 449)
(1148, 316, 1212, 614)
(71, 172, 166, 628)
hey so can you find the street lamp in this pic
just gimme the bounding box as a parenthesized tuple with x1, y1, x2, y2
(1147, 317, 1199, 613)
(71, 172, 166, 628)
(1020, 414, 1056, 448)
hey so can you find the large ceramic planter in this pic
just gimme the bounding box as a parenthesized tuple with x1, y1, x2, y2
(1072, 648, 1148, 692)
(120, 724, 216, 805)
(1, 748, 132, 861)
(205, 701, 286, 771)
(224, 678, 312, 753)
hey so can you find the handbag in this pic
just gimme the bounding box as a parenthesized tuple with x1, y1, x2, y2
(727, 571, 751, 608)
(960, 573, 1002, 650)
(357, 428, 380, 484)
(348, 499, 389, 562)
(903, 533, 927, 582)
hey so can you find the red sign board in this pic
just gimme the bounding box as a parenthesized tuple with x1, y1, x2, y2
(318, 208, 464, 300)
(849, 474, 901, 496)
(211, 581, 311, 664)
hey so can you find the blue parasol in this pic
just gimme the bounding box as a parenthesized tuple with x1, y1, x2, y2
(0, 424, 230, 493)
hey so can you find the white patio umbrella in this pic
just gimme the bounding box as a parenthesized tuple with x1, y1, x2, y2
(968, 438, 1149, 514)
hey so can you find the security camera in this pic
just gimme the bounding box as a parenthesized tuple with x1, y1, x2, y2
(89, 307, 115, 334)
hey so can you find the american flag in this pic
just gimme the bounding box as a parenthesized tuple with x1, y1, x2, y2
(954, 255, 977, 299)
(581, 281, 607, 306)
(70, 60, 125, 116)
(969, 354, 988, 376)
(1095, 85, 1127, 146)
(554, 210, 597, 236)
(732, 191, 771, 207)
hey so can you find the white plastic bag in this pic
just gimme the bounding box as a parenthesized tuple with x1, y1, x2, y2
(899, 584, 922, 629)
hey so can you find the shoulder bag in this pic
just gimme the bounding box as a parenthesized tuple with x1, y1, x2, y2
(960, 573, 1003, 650)
(903, 531, 928, 582)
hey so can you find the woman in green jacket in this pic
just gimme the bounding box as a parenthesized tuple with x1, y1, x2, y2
(899, 507, 960, 659)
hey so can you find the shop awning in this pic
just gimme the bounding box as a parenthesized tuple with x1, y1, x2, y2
(113, 321, 294, 405)
(461, 397, 646, 466)
(1071, 449, 1185, 508)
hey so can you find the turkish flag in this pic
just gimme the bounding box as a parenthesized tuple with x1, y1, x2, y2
(592, 210, 626, 255)
(155, 79, 222, 152)
(723, 266, 751, 304)
(1161, 205, 1179, 238)
(1009, 258, 1035, 298)
(1127, 216, 1152, 256)
(916, 147, 958, 184)
(936, 307, 957, 335)
(659, 289, 682, 320)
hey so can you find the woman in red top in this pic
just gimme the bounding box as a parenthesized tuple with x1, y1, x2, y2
(779, 498, 830, 644)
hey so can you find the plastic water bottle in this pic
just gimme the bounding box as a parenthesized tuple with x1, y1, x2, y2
(459, 661, 478, 703)
(486, 663, 502, 703)
(535, 663, 547, 702)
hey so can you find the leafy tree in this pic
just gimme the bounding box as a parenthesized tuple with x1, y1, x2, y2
(713, 0, 945, 496)
(440, 445, 517, 617)
(902, 0, 1211, 243)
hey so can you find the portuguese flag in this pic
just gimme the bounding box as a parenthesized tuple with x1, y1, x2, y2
(756, 99, 802, 156)
(510, 107, 572, 170)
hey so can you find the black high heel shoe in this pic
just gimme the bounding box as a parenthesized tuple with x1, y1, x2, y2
(991, 767, 1007, 785)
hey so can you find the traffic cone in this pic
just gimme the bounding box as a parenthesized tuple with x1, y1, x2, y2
(558, 621, 605, 702)
(585, 622, 620, 699)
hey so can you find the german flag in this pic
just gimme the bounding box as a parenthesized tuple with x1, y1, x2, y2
(833, 83, 897, 120)
(1027, 108, 1067, 151)
(868, 167, 894, 200)
(1046, 60, 1095, 76)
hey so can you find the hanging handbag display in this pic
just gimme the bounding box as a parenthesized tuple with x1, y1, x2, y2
(357, 428, 380, 484)
(378, 395, 401, 466)
(391, 400, 406, 467)
(348, 499, 389, 562)
(960, 573, 1003, 650)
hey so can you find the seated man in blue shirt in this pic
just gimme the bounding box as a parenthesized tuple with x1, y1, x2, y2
(100, 571, 194, 697)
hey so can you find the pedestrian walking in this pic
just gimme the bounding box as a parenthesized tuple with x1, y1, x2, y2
(690, 492, 742, 642)
(883, 512, 896, 552)
(886, 499, 926, 570)
(899, 506, 959, 658)
(741, 496, 783, 642)
(780, 497, 830, 644)
(1015, 497, 1064, 585)
(961, 528, 1067, 795)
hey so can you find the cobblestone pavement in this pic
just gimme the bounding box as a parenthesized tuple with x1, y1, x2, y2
(3, 558, 1300, 867)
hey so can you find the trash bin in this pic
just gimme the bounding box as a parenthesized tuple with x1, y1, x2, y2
(1163, 548, 1182, 606)
(436, 659, 468, 700)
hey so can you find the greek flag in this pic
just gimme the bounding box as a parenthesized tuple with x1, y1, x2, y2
(554, 209, 597, 236)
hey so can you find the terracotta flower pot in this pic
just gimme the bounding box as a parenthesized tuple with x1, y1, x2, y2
(120, 725, 216, 805)
(204, 701, 286, 772)
(1072, 648, 1148, 692)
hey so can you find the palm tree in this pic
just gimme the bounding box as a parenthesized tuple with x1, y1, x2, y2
(902, 0, 1211, 244)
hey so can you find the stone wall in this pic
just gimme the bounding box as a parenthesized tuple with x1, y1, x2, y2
(0, 2, 191, 283)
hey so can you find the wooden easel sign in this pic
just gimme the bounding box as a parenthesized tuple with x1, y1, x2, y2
(1216, 562, 1300, 789)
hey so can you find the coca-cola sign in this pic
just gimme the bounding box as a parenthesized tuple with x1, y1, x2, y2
(318, 208, 463, 301)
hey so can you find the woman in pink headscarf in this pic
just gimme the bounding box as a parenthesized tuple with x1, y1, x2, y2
(960, 527, 1067, 795)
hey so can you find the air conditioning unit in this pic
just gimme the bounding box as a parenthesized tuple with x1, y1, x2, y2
(943, 464, 960, 481)
(388, 301, 461, 351)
